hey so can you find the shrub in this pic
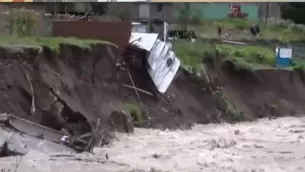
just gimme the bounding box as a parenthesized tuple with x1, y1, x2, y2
(177, 3, 201, 30)
(3, 8, 39, 37)
(292, 60, 305, 72)
(123, 102, 144, 125)
(213, 89, 245, 121)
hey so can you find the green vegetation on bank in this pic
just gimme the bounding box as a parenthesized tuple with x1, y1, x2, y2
(194, 18, 305, 43)
(1, 8, 115, 52)
(173, 40, 251, 122)
(174, 40, 276, 74)
(292, 59, 305, 71)
(173, 40, 211, 73)
(123, 102, 144, 125)
(0, 35, 116, 52)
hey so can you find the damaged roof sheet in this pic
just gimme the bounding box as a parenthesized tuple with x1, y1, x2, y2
(129, 32, 158, 52)
(129, 32, 180, 94)
(148, 40, 180, 93)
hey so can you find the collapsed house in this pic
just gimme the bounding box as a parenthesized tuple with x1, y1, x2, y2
(122, 21, 180, 96)
(128, 32, 180, 94)
(0, 16, 181, 155)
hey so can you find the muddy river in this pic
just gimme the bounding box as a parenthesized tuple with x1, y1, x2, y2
(1, 117, 305, 172)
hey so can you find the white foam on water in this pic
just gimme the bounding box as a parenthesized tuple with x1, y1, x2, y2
(1, 117, 305, 172)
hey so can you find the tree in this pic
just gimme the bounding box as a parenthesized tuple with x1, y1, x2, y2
(47, 3, 108, 16)
(90, 3, 108, 15)
(281, 3, 305, 24)
(177, 3, 200, 30)
(3, 8, 39, 37)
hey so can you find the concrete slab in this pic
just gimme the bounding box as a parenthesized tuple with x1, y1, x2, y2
(0, 127, 75, 155)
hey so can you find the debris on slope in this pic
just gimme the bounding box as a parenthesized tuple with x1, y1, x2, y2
(127, 32, 181, 94)
(1, 35, 304, 158)
(0, 43, 134, 153)
(108, 110, 134, 134)
(0, 114, 76, 158)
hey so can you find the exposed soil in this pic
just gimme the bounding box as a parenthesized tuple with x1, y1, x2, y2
(120, 56, 305, 129)
(213, 60, 305, 120)
(118, 67, 219, 129)
(0, 43, 219, 138)
(1, 43, 305, 150)
(0, 44, 123, 149)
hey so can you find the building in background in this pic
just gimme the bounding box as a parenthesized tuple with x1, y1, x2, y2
(186, 3, 281, 21)
(121, 2, 281, 22)
(0, 2, 283, 37)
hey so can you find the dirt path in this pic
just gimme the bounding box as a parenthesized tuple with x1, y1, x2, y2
(1, 117, 305, 172)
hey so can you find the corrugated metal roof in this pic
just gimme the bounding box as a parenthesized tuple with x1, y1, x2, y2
(129, 32, 158, 52)
(129, 32, 180, 93)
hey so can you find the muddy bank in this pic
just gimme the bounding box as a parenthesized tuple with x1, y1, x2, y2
(1, 42, 305, 149)
(118, 67, 219, 129)
(202, 57, 305, 121)
(0, 43, 220, 134)
(0, 44, 130, 151)
(121, 55, 305, 129)
(225, 68, 305, 118)
(0, 43, 217, 152)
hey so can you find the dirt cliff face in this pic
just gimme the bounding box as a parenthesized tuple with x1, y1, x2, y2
(1, 42, 305, 150)
(0, 42, 221, 137)
(223, 67, 305, 118)
(204, 58, 305, 121)
(0, 44, 122, 147)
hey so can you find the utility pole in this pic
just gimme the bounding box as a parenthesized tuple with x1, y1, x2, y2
(265, 2, 269, 26)
(148, 2, 152, 33)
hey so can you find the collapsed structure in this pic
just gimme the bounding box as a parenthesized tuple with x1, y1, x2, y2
(127, 32, 181, 94)
(0, 18, 182, 154)
(122, 20, 181, 96)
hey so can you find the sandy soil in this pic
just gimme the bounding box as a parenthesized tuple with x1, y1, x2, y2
(1, 117, 305, 172)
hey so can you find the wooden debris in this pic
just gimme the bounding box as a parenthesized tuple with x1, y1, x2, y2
(21, 65, 36, 115)
(126, 69, 144, 108)
(121, 84, 154, 96)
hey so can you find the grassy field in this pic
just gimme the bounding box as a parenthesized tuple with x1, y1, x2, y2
(173, 39, 305, 74)
(0, 35, 116, 52)
(184, 18, 305, 43)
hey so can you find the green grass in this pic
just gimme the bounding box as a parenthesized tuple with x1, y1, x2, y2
(213, 89, 245, 121)
(262, 26, 305, 43)
(200, 18, 253, 30)
(193, 18, 305, 43)
(217, 43, 275, 68)
(292, 59, 305, 72)
(123, 102, 144, 125)
(0, 35, 117, 52)
(173, 40, 214, 73)
(174, 40, 276, 73)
